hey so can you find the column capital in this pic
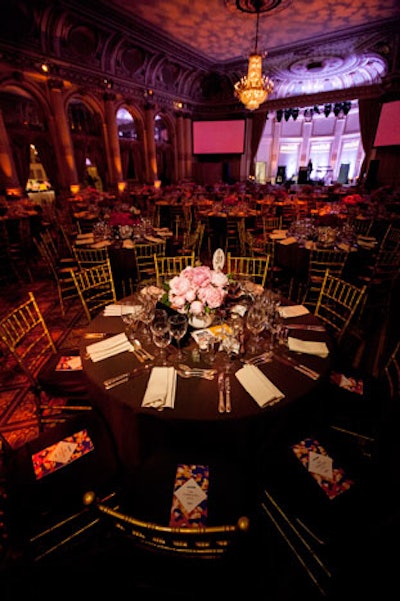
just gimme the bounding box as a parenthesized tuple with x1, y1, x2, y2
(47, 78, 64, 91)
(103, 92, 116, 102)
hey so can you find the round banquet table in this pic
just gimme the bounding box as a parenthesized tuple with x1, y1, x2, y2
(80, 300, 333, 470)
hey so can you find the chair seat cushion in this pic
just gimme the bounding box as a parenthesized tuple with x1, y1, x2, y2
(37, 349, 91, 399)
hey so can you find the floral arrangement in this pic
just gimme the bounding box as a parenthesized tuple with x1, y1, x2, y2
(108, 211, 140, 227)
(162, 265, 229, 317)
(342, 193, 363, 205)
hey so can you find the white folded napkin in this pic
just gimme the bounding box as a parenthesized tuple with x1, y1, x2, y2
(235, 364, 285, 408)
(288, 337, 329, 358)
(76, 233, 95, 240)
(103, 304, 138, 316)
(90, 240, 112, 249)
(278, 305, 310, 319)
(269, 230, 288, 240)
(86, 333, 132, 362)
(279, 236, 298, 245)
(142, 367, 177, 410)
(75, 236, 94, 245)
(144, 235, 164, 243)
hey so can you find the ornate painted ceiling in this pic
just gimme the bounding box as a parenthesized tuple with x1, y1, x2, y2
(107, 0, 399, 100)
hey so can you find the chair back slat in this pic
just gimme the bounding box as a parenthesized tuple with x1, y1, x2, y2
(70, 259, 117, 322)
(226, 253, 270, 288)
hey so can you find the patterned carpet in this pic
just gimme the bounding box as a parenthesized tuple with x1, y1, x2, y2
(0, 278, 87, 450)
(0, 273, 88, 560)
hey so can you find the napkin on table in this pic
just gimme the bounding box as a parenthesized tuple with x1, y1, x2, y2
(90, 240, 112, 249)
(103, 303, 138, 316)
(288, 337, 329, 358)
(279, 236, 298, 246)
(278, 305, 310, 319)
(144, 235, 164, 243)
(86, 332, 132, 362)
(142, 367, 177, 410)
(235, 364, 285, 408)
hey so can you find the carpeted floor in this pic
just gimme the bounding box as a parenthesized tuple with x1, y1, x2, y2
(0, 278, 87, 449)
(1, 260, 399, 597)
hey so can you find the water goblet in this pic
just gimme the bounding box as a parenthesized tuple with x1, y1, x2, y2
(246, 304, 266, 353)
(168, 313, 188, 361)
(150, 313, 172, 365)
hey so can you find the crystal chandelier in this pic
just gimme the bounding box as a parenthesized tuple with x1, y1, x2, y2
(234, 4, 274, 111)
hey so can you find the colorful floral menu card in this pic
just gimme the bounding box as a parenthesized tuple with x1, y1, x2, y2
(31, 429, 94, 480)
(169, 464, 209, 527)
(291, 438, 354, 500)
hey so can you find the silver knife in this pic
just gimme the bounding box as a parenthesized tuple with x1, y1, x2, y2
(225, 375, 231, 413)
(103, 364, 151, 389)
(218, 372, 225, 413)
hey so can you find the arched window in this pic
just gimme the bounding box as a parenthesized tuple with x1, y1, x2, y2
(154, 115, 169, 143)
(117, 108, 137, 140)
(68, 100, 101, 136)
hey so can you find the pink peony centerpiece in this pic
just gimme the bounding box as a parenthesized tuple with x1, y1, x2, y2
(162, 265, 229, 319)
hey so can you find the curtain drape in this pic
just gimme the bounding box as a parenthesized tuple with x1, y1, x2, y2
(358, 98, 381, 181)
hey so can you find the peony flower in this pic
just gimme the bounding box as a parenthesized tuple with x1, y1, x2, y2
(189, 300, 204, 315)
(162, 264, 228, 317)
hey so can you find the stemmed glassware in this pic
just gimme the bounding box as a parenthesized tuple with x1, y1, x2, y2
(150, 309, 171, 365)
(138, 295, 157, 342)
(246, 303, 266, 353)
(168, 313, 188, 361)
(122, 304, 145, 345)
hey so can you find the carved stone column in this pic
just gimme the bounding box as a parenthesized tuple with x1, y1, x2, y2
(0, 108, 22, 191)
(104, 92, 123, 188)
(144, 102, 157, 184)
(184, 113, 192, 180)
(175, 111, 185, 181)
(47, 78, 78, 189)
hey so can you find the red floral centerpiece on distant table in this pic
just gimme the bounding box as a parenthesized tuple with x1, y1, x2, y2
(162, 265, 229, 327)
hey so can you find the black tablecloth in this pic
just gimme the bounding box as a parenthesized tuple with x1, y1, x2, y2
(80, 300, 333, 470)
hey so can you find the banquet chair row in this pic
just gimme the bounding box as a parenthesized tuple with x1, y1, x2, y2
(0, 291, 92, 440)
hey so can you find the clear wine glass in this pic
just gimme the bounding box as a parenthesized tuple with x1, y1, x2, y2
(168, 313, 188, 361)
(246, 304, 266, 353)
(150, 311, 171, 365)
(138, 296, 156, 342)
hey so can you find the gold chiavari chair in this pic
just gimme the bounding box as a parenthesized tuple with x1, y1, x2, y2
(178, 222, 205, 263)
(73, 245, 110, 269)
(70, 259, 117, 323)
(302, 248, 349, 309)
(34, 237, 79, 317)
(314, 269, 367, 347)
(83, 489, 249, 560)
(133, 239, 167, 285)
(379, 224, 400, 252)
(154, 252, 195, 287)
(0, 292, 92, 437)
(226, 253, 270, 288)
